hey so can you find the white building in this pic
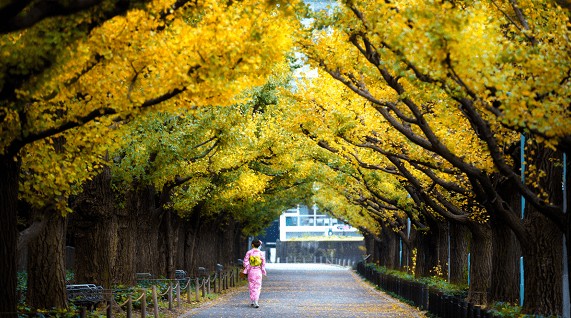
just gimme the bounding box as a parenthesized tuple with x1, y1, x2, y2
(279, 205, 362, 241)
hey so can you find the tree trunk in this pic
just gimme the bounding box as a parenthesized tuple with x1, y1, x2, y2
(414, 216, 443, 278)
(466, 223, 492, 306)
(520, 144, 564, 315)
(414, 230, 432, 278)
(157, 207, 168, 278)
(71, 168, 117, 288)
(490, 180, 521, 304)
(26, 211, 67, 309)
(522, 209, 562, 315)
(0, 155, 20, 317)
(489, 216, 520, 303)
(449, 222, 469, 285)
(437, 221, 449, 278)
(72, 216, 118, 288)
(184, 212, 201, 274)
(113, 198, 136, 286)
(379, 225, 398, 269)
(135, 213, 161, 275)
(363, 231, 381, 265)
(134, 186, 161, 275)
(161, 209, 178, 279)
(566, 153, 571, 315)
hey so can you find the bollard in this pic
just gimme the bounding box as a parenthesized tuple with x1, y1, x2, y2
(152, 285, 159, 318)
(195, 278, 200, 301)
(127, 296, 132, 318)
(141, 289, 147, 318)
(80, 307, 87, 318)
(202, 278, 206, 298)
(207, 276, 211, 294)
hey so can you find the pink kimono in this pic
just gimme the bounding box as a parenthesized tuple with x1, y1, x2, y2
(243, 248, 266, 303)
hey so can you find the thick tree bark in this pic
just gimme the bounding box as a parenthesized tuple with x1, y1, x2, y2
(133, 186, 161, 275)
(160, 209, 179, 279)
(26, 212, 67, 309)
(466, 223, 492, 306)
(520, 144, 564, 315)
(414, 217, 444, 278)
(435, 220, 449, 278)
(490, 180, 521, 304)
(379, 225, 398, 269)
(0, 155, 20, 317)
(490, 216, 520, 303)
(566, 154, 571, 312)
(184, 212, 202, 274)
(113, 194, 137, 286)
(449, 222, 469, 286)
(157, 208, 168, 278)
(522, 210, 562, 315)
(71, 168, 117, 288)
(413, 231, 432, 278)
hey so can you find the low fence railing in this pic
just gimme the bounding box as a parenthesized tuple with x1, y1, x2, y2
(13, 267, 242, 318)
(277, 256, 357, 267)
(356, 262, 499, 318)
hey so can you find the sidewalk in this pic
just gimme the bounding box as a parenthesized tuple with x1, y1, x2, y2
(183, 263, 426, 317)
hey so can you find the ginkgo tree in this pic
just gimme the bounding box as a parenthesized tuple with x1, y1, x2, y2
(0, 0, 301, 313)
(95, 70, 320, 284)
(298, 0, 569, 314)
(292, 71, 497, 303)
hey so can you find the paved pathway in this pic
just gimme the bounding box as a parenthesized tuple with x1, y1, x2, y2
(183, 263, 425, 318)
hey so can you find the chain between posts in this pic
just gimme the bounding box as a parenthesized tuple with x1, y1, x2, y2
(10, 268, 243, 317)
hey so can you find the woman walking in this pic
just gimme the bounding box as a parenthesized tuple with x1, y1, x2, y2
(242, 239, 267, 308)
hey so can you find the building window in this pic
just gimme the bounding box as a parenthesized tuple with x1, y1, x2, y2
(285, 216, 298, 226)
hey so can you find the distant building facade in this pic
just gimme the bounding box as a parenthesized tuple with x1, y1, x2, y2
(279, 205, 362, 241)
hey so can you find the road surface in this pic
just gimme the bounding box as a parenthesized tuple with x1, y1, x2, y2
(183, 263, 425, 318)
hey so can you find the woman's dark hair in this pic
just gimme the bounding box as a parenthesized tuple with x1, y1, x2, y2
(252, 239, 261, 248)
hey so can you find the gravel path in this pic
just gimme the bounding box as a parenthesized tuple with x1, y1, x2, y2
(183, 263, 426, 318)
